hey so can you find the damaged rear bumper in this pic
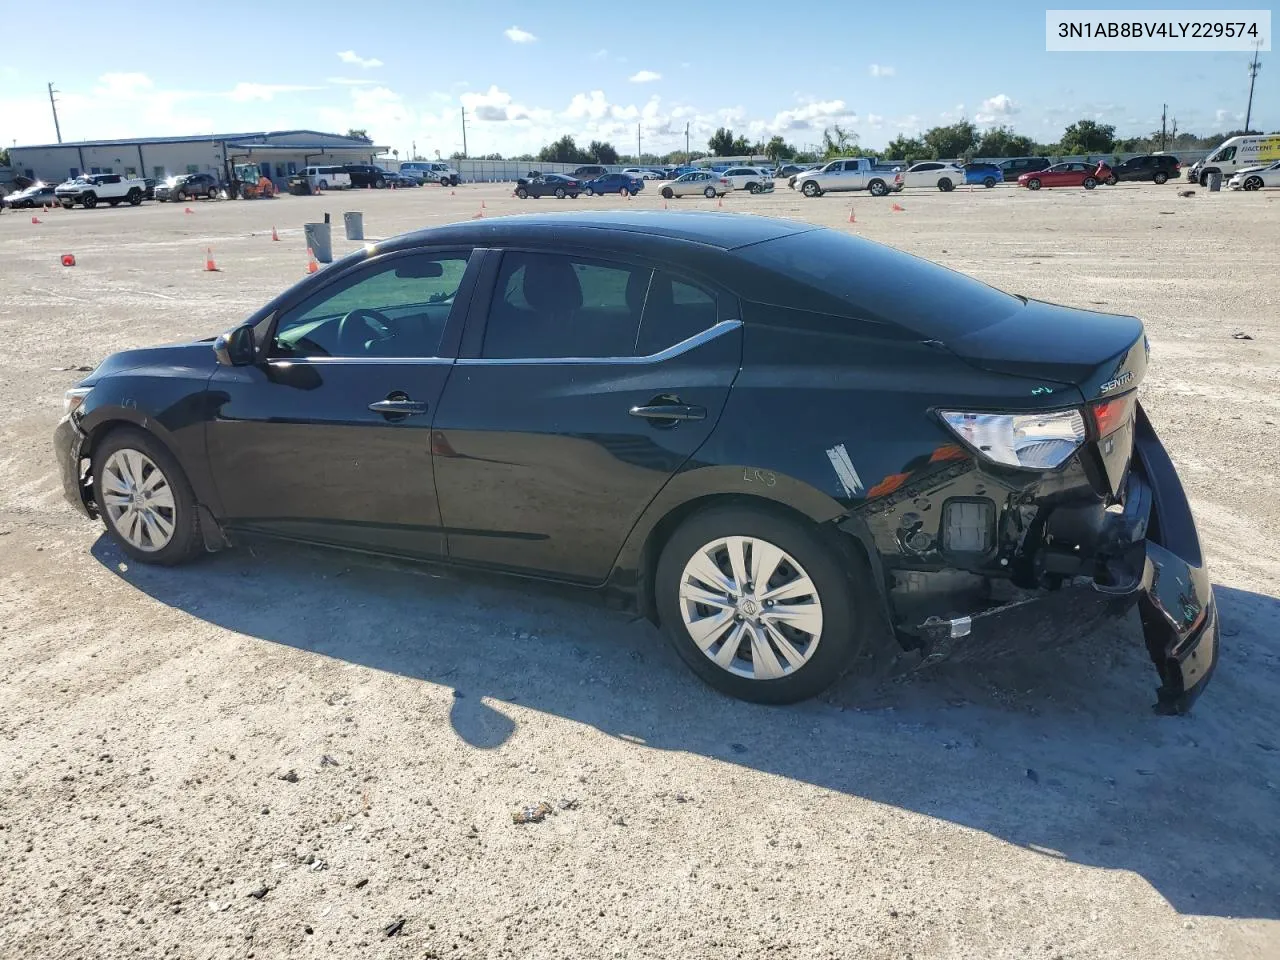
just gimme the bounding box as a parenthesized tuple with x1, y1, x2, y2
(913, 406, 1218, 714)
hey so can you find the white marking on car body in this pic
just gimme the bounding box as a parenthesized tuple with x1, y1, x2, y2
(826, 444, 864, 497)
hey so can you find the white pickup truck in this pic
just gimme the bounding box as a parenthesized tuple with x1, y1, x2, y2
(792, 158, 904, 197)
(55, 173, 148, 208)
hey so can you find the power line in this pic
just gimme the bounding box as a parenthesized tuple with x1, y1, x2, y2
(48, 82, 62, 144)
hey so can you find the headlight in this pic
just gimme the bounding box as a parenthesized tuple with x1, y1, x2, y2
(938, 408, 1086, 470)
(63, 386, 92, 417)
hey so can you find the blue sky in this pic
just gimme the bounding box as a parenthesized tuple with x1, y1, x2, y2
(0, 1, 1271, 156)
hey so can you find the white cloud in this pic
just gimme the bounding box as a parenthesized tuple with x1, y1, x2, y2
(869, 64, 895, 78)
(337, 50, 383, 68)
(867, 113, 884, 126)
(768, 99, 852, 133)
(504, 25, 536, 43)
(975, 94, 1019, 124)
(591, 48, 608, 60)
(328, 77, 377, 86)
(228, 83, 323, 102)
(629, 70, 662, 83)
(1215, 108, 1244, 124)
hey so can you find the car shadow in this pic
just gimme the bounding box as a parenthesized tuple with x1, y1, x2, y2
(91, 534, 1280, 920)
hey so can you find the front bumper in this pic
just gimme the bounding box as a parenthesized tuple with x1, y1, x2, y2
(910, 406, 1218, 714)
(54, 415, 94, 519)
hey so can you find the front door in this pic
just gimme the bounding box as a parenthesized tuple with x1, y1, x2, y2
(206, 248, 479, 558)
(432, 250, 742, 582)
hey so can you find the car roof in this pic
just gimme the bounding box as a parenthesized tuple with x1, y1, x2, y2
(383, 211, 816, 254)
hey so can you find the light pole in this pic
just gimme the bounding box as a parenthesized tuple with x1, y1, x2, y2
(1244, 42, 1263, 133)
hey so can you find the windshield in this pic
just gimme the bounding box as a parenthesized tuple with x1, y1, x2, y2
(735, 228, 1022, 338)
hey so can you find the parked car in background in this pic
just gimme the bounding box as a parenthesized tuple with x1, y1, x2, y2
(622, 167, 663, 180)
(398, 161, 461, 186)
(963, 162, 1002, 188)
(792, 158, 903, 197)
(53, 211, 1219, 713)
(899, 161, 966, 192)
(2, 183, 59, 209)
(342, 164, 390, 189)
(1228, 159, 1280, 190)
(1186, 134, 1280, 185)
(155, 173, 220, 202)
(142, 178, 157, 200)
(1018, 161, 1111, 190)
(659, 171, 733, 199)
(515, 173, 583, 199)
(380, 170, 419, 188)
(584, 172, 644, 196)
(303, 166, 352, 191)
(671, 165, 703, 178)
(1105, 154, 1180, 185)
(775, 163, 815, 180)
(55, 173, 148, 208)
(720, 167, 774, 194)
(573, 164, 609, 180)
(999, 157, 1051, 182)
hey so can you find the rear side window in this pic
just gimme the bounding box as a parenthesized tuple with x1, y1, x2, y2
(735, 228, 1022, 339)
(483, 252, 651, 360)
(633, 272, 719, 356)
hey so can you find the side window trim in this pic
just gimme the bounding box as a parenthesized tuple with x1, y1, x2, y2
(457, 320, 742, 366)
(263, 246, 483, 362)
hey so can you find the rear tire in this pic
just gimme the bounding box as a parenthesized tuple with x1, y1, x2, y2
(938, 177, 954, 192)
(983, 176, 996, 188)
(655, 505, 870, 704)
(92, 427, 203, 567)
(868, 179, 888, 197)
(1083, 177, 1097, 190)
(1153, 172, 1169, 185)
(555, 187, 566, 199)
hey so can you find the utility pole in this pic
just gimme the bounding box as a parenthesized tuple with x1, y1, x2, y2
(1244, 42, 1262, 133)
(48, 82, 63, 144)
(637, 123, 641, 163)
(460, 107, 468, 158)
(685, 121, 690, 159)
(411, 139, 417, 161)
(1160, 103, 1167, 151)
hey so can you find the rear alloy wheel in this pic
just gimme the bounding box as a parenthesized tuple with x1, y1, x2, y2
(1244, 176, 1264, 191)
(1027, 178, 1041, 191)
(802, 180, 822, 197)
(868, 179, 888, 197)
(92, 428, 202, 566)
(656, 506, 868, 704)
(1083, 177, 1097, 190)
(938, 177, 954, 192)
(983, 176, 996, 188)
(661, 186, 674, 199)
(748, 183, 760, 194)
(554, 187, 566, 199)
(516, 187, 529, 199)
(1153, 172, 1169, 185)
(704, 186, 716, 199)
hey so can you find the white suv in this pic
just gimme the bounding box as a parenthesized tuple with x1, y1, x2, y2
(899, 161, 965, 192)
(720, 167, 774, 194)
(303, 166, 352, 190)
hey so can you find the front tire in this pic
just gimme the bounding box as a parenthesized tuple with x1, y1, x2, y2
(82, 193, 98, 209)
(655, 505, 869, 704)
(1105, 175, 1118, 186)
(1244, 176, 1264, 191)
(516, 187, 529, 199)
(704, 186, 716, 198)
(585, 187, 595, 197)
(1027, 178, 1041, 190)
(127, 189, 142, 205)
(801, 180, 822, 197)
(92, 427, 203, 566)
(661, 186, 674, 199)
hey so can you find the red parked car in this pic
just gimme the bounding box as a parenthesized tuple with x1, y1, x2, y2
(1018, 161, 1112, 191)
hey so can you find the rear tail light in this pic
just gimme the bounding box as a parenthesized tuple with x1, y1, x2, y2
(938, 409, 1087, 470)
(1089, 392, 1136, 437)
(894, 173, 903, 182)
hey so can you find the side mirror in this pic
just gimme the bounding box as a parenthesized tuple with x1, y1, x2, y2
(213, 325, 256, 366)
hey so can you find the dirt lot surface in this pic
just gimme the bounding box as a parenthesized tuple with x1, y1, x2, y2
(1, 182, 1278, 959)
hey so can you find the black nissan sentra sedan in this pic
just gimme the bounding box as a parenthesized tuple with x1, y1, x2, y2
(53, 212, 1218, 712)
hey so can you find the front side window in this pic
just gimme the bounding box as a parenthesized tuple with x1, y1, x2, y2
(482, 252, 651, 360)
(273, 252, 471, 359)
(1213, 146, 1237, 162)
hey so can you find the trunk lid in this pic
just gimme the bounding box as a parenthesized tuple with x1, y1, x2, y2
(942, 298, 1147, 403)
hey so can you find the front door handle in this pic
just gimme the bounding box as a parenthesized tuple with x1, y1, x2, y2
(369, 398, 429, 417)
(629, 402, 706, 422)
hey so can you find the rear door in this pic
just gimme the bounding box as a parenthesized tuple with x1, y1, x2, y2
(206, 247, 480, 558)
(431, 249, 742, 582)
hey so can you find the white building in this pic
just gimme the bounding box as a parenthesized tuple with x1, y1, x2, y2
(8, 130, 387, 187)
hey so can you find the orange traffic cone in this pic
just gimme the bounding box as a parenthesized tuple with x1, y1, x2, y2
(891, 202, 905, 212)
(31, 216, 42, 224)
(307, 247, 319, 274)
(662, 199, 668, 210)
(204, 247, 219, 272)
(450, 189, 456, 196)
(717, 195, 723, 209)
(184, 207, 194, 215)
(848, 205, 856, 223)
(271, 226, 280, 242)
(481, 199, 486, 209)
(474, 204, 485, 219)
(61, 253, 76, 267)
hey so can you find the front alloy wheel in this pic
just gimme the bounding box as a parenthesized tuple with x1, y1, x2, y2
(802, 180, 821, 197)
(1244, 176, 1263, 191)
(100, 449, 177, 553)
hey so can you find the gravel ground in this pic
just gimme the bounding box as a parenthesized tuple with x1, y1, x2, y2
(1, 182, 1278, 959)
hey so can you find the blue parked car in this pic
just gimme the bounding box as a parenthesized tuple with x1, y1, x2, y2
(583, 172, 644, 196)
(963, 162, 1002, 188)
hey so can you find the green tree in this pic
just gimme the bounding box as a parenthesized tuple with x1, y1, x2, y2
(764, 135, 796, 162)
(1058, 119, 1116, 155)
(708, 127, 752, 156)
(587, 140, 620, 164)
(921, 120, 978, 160)
(882, 134, 928, 163)
(0, 147, 9, 166)
(537, 135, 591, 164)
(821, 124, 861, 158)
(345, 128, 370, 141)
(974, 125, 1036, 157)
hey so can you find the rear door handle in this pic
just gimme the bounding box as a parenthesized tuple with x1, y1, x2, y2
(629, 403, 706, 422)
(368, 399, 429, 416)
